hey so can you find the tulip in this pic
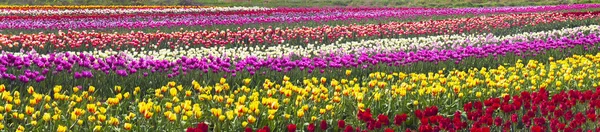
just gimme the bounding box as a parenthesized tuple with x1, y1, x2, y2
(378, 114, 390, 126)
(338, 120, 345, 128)
(394, 114, 407, 126)
(384, 128, 395, 132)
(320, 120, 328, 130)
(307, 123, 315, 132)
(287, 124, 297, 132)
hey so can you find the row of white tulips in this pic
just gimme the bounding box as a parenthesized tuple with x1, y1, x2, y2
(9, 25, 600, 61)
(0, 6, 271, 15)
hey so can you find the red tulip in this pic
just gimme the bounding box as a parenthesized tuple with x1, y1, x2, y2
(262, 126, 271, 132)
(287, 124, 296, 132)
(394, 114, 408, 126)
(464, 102, 473, 112)
(344, 125, 353, 132)
(494, 117, 503, 126)
(358, 109, 373, 122)
(307, 123, 315, 132)
(378, 114, 390, 126)
(415, 109, 425, 119)
(531, 126, 544, 132)
(320, 120, 328, 130)
(338, 120, 346, 128)
(186, 122, 209, 132)
(257, 128, 268, 132)
(587, 114, 597, 122)
(198, 122, 209, 132)
(418, 124, 432, 132)
(384, 128, 395, 132)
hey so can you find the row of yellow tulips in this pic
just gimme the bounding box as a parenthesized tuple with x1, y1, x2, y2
(0, 53, 599, 131)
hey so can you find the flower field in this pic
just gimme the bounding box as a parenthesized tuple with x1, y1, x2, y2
(2, 4, 600, 132)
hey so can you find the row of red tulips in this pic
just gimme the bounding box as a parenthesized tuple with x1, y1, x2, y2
(187, 87, 600, 132)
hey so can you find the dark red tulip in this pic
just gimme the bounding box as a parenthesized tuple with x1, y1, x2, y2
(344, 125, 354, 132)
(425, 106, 439, 117)
(245, 127, 253, 132)
(260, 126, 271, 132)
(320, 120, 328, 130)
(358, 109, 373, 122)
(531, 126, 544, 132)
(198, 122, 209, 132)
(384, 128, 395, 132)
(494, 117, 503, 126)
(587, 114, 596, 122)
(394, 114, 408, 126)
(419, 124, 432, 132)
(511, 114, 518, 123)
(338, 120, 346, 128)
(307, 123, 315, 132)
(257, 128, 268, 132)
(481, 126, 491, 132)
(474, 101, 483, 110)
(185, 128, 197, 132)
(378, 114, 390, 126)
(287, 124, 296, 132)
(415, 110, 425, 119)
(464, 102, 473, 112)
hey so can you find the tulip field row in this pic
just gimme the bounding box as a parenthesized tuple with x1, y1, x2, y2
(15, 24, 595, 60)
(2, 5, 600, 31)
(2, 53, 600, 131)
(2, 4, 600, 132)
(3, 11, 600, 52)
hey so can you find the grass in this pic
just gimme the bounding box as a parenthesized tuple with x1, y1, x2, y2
(2, 0, 600, 7)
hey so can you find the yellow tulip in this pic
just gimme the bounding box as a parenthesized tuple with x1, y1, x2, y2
(219, 115, 226, 121)
(243, 78, 252, 86)
(53, 85, 62, 93)
(109, 117, 120, 126)
(25, 106, 34, 115)
(297, 109, 304, 117)
(57, 125, 67, 132)
(16, 125, 24, 132)
(247, 115, 256, 123)
(4, 104, 12, 111)
(93, 125, 102, 132)
(169, 87, 178, 96)
(27, 86, 35, 94)
(98, 115, 107, 122)
(88, 86, 95, 93)
(124, 123, 132, 130)
(114, 86, 122, 93)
